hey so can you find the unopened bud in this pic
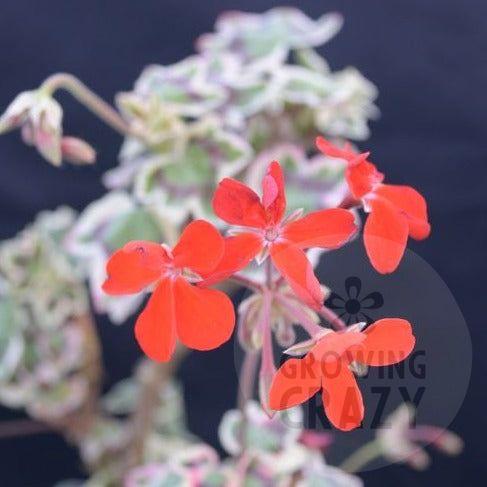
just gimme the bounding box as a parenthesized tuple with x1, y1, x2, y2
(30, 95, 63, 165)
(407, 448, 431, 470)
(434, 431, 464, 456)
(61, 137, 96, 165)
(0, 91, 36, 134)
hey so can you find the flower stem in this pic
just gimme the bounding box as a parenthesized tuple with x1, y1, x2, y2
(265, 258, 273, 288)
(230, 273, 262, 293)
(339, 439, 383, 473)
(237, 352, 259, 412)
(276, 294, 324, 337)
(0, 418, 51, 439)
(39, 73, 139, 138)
(124, 346, 188, 471)
(236, 289, 272, 480)
(318, 305, 347, 331)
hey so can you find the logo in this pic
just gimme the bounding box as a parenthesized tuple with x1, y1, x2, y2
(326, 276, 383, 325)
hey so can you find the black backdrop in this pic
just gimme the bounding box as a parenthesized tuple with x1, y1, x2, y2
(0, 1, 486, 485)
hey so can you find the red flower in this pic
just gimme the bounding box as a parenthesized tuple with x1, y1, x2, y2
(102, 220, 256, 362)
(212, 161, 357, 310)
(269, 318, 415, 431)
(316, 137, 431, 273)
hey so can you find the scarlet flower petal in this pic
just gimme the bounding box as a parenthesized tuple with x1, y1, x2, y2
(269, 354, 321, 410)
(173, 277, 235, 350)
(102, 241, 168, 295)
(364, 197, 409, 274)
(321, 359, 364, 431)
(212, 177, 267, 228)
(134, 278, 177, 362)
(282, 208, 357, 249)
(315, 136, 356, 160)
(374, 184, 430, 240)
(199, 232, 263, 287)
(355, 318, 416, 366)
(311, 331, 366, 364)
(262, 161, 286, 224)
(271, 242, 324, 310)
(172, 220, 224, 275)
(346, 160, 384, 199)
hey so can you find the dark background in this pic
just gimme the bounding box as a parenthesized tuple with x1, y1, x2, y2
(0, 1, 486, 485)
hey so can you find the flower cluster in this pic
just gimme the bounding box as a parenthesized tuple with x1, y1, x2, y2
(103, 158, 424, 431)
(316, 137, 430, 273)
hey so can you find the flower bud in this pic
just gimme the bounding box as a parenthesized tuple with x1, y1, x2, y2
(0, 90, 63, 165)
(61, 136, 96, 165)
(433, 431, 464, 456)
(0, 91, 36, 134)
(29, 95, 63, 165)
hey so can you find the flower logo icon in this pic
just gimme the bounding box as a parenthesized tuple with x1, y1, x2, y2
(326, 276, 384, 325)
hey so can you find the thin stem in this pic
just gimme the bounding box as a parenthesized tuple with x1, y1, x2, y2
(237, 352, 259, 412)
(276, 294, 325, 337)
(265, 258, 273, 288)
(236, 290, 272, 484)
(39, 73, 139, 138)
(0, 418, 51, 440)
(124, 346, 187, 471)
(318, 305, 347, 331)
(339, 439, 383, 473)
(45, 313, 102, 443)
(67, 312, 102, 441)
(230, 273, 262, 293)
(260, 296, 274, 371)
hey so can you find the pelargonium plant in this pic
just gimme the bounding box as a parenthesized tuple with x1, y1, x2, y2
(0, 7, 462, 486)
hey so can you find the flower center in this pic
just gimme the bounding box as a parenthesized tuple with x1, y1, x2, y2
(163, 265, 182, 280)
(264, 226, 279, 242)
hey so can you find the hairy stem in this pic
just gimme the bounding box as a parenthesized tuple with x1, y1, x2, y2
(265, 258, 273, 288)
(276, 295, 325, 337)
(230, 273, 262, 293)
(237, 352, 259, 412)
(318, 305, 347, 331)
(39, 73, 140, 138)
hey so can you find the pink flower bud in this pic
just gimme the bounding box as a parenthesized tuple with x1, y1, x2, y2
(30, 95, 63, 165)
(61, 136, 96, 165)
(0, 90, 64, 165)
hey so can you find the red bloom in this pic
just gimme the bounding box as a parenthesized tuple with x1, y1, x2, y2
(102, 220, 256, 362)
(316, 137, 431, 273)
(269, 318, 415, 431)
(212, 161, 357, 310)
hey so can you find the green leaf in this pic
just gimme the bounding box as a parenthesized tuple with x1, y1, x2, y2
(0, 299, 16, 346)
(104, 209, 162, 251)
(165, 144, 213, 186)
